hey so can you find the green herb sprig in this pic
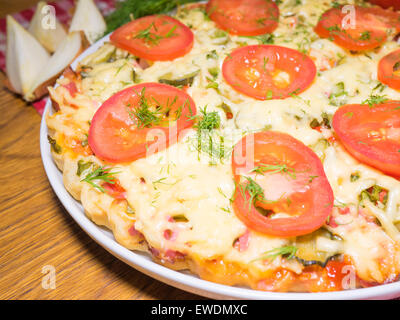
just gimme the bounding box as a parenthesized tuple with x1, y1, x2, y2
(133, 23, 177, 46)
(126, 88, 164, 128)
(252, 245, 298, 262)
(189, 107, 227, 161)
(239, 177, 265, 208)
(250, 164, 298, 179)
(81, 166, 120, 193)
(191, 107, 221, 131)
(362, 94, 388, 107)
(47, 135, 62, 154)
(105, 0, 203, 34)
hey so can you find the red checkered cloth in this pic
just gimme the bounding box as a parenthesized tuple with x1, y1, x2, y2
(0, 0, 115, 115)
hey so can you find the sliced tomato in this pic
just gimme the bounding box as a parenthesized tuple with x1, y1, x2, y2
(110, 15, 194, 61)
(222, 45, 316, 100)
(315, 6, 400, 51)
(206, 0, 279, 36)
(332, 102, 400, 178)
(378, 49, 400, 91)
(232, 131, 334, 237)
(369, 0, 400, 11)
(88, 83, 196, 163)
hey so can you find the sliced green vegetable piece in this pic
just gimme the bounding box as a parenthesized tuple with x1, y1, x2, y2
(77, 160, 94, 176)
(206, 50, 218, 60)
(350, 171, 360, 182)
(83, 43, 116, 65)
(47, 135, 62, 154)
(208, 67, 219, 78)
(126, 204, 135, 215)
(310, 112, 331, 129)
(171, 214, 189, 222)
(360, 185, 388, 206)
(159, 70, 200, 87)
(216, 102, 233, 119)
(294, 228, 341, 267)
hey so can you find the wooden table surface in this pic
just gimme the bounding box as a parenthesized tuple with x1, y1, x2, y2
(0, 0, 201, 300)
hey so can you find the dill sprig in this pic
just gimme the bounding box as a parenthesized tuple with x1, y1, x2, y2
(252, 245, 298, 263)
(126, 88, 164, 128)
(238, 176, 281, 211)
(189, 107, 227, 161)
(246, 33, 274, 44)
(250, 163, 297, 179)
(362, 93, 388, 107)
(126, 88, 186, 129)
(133, 23, 178, 46)
(133, 22, 162, 45)
(105, 0, 203, 34)
(238, 176, 270, 211)
(81, 166, 120, 193)
(191, 106, 221, 131)
(329, 82, 347, 106)
(239, 177, 265, 207)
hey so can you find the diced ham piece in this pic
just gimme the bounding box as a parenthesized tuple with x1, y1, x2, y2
(233, 229, 250, 252)
(163, 229, 177, 241)
(128, 224, 143, 238)
(164, 250, 185, 263)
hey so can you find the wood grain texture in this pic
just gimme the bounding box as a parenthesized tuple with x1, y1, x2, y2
(0, 1, 201, 300)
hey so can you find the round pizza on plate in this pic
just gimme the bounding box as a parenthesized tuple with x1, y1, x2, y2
(46, 0, 400, 293)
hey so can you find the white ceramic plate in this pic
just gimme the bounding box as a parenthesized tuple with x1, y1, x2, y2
(40, 34, 400, 300)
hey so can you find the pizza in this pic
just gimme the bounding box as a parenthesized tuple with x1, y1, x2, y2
(46, 0, 400, 292)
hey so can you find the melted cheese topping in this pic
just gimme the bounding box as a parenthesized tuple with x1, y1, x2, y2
(46, 0, 400, 291)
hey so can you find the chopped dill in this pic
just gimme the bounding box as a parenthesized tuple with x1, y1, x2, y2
(243, 33, 274, 44)
(252, 245, 298, 262)
(133, 22, 178, 46)
(250, 163, 298, 179)
(126, 88, 183, 129)
(81, 166, 120, 193)
(191, 106, 221, 131)
(238, 177, 266, 210)
(188, 107, 230, 161)
(362, 93, 388, 107)
(105, 0, 203, 34)
(359, 31, 370, 40)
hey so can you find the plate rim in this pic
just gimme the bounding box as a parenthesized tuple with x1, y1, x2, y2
(39, 33, 400, 300)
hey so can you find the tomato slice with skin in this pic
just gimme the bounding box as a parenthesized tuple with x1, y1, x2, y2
(88, 83, 196, 163)
(332, 102, 400, 178)
(206, 0, 279, 36)
(232, 131, 334, 237)
(378, 49, 400, 91)
(369, 0, 400, 11)
(110, 15, 194, 61)
(315, 6, 400, 52)
(222, 45, 316, 100)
